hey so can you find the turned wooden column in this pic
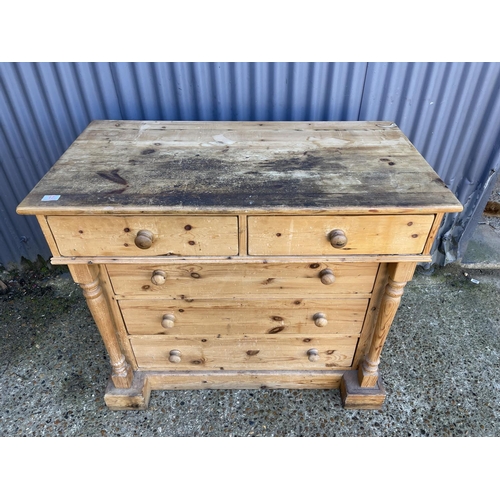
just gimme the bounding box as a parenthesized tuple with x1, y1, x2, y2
(68, 264, 133, 389)
(358, 262, 417, 387)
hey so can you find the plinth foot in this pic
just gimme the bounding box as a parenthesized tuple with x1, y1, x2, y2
(340, 370, 386, 410)
(103, 372, 151, 410)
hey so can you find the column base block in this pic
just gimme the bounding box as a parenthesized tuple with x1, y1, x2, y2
(340, 370, 386, 410)
(104, 372, 151, 410)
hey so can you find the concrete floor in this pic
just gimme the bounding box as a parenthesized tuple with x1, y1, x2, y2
(1, 260, 499, 437)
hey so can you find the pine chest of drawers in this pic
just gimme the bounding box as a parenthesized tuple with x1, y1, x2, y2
(17, 120, 462, 410)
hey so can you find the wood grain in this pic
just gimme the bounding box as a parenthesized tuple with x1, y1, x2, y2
(119, 298, 369, 336)
(47, 215, 238, 256)
(107, 261, 379, 298)
(16, 121, 463, 216)
(248, 215, 434, 255)
(104, 369, 348, 409)
(50, 254, 433, 265)
(358, 262, 417, 387)
(130, 334, 358, 370)
(147, 370, 345, 390)
(351, 263, 389, 368)
(99, 265, 138, 370)
(340, 370, 386, 409)
(68, 264, 133, 388)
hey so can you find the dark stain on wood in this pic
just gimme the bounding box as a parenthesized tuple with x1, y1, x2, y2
(61, 167, 447, 210)
(262, 278, 275, 285)
(258, 153, 346, 172)
(268, 326, 285, 334)
(97, 169, 128, 185)
(105, 187, 128, 195)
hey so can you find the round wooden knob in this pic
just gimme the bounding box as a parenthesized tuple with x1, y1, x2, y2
(161, 314, 175, 328)
(319, 268, 336, 285)
(313, 312, 328, 327)
(329, 229, 347, 248)
(135, 230, 154, 249)
(169, 349, 181, 363)
(307, 348, 320, 362)
(151, 270, 167, 285)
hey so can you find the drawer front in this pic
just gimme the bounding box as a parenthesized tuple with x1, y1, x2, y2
(130, 334, 358, 370)
(248, 215, 435, 255)
(107, 262, 379, 298)
(47, 215, 238, 256)
(120, 298, 368, 336)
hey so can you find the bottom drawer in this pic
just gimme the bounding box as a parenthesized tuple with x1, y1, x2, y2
(130, 334, 358, 371)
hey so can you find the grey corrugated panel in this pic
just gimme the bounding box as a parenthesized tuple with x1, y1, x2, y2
(0, 129, 48, 266)
(1, 63, 54, 183)
(137, 62, 367, 122)
(1, 61, 499, 267)
(0, 190, 46, 267)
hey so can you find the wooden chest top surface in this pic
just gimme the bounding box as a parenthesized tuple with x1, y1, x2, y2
(17, 120, 462, 216)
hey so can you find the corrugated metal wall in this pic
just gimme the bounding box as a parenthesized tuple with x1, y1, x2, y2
(1, 62, 499, 268)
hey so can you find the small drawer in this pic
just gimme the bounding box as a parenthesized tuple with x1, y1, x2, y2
(119, 298, 368, 336)
(130, 334, 358, 370)
(248, 215, 435, 255)
(107, 262, 379, 298)
(47, 215, 238, 256)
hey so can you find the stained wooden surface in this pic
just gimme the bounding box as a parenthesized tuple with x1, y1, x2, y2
(107, 261, 379, 298)
(47, 215, 239, 256)
(17, 120, 463, 216)
(146, 370, 345, 390)
(104, 370, 347, 407)
(130, 334, 358, 370)
(119, 298, 368, 336)
(248, 215, 435, 255)
(340, 370, 386, 409)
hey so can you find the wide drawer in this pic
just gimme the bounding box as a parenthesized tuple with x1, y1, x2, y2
(119, 298, 368, 336)
(47, 215, 239, 256)
(130, 334, 358, 370)
(107, 262, 379, 298)
(248, 215, 435, 255)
